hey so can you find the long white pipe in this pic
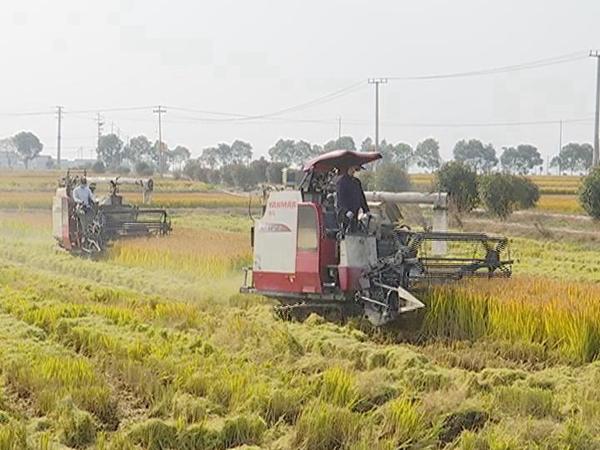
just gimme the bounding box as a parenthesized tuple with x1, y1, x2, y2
(86, 177, 153, 188)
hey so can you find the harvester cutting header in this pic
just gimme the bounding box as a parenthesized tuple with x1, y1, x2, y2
(52, 170, 170, 255)
(241, 150, 512, 327)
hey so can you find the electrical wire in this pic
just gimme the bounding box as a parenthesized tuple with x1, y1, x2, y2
(166, 80, 367, 123)
(385, 51, 588, 80)
(160, 115, 594, 128)
(343, 116, 595, 128)
(0, 110, 55, 117)
(0, 51, 592, 128)
(65, 106, 154, 114)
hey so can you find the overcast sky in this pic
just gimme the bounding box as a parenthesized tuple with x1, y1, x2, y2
(0, 0, 598, 167)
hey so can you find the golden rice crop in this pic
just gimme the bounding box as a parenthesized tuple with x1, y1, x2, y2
(136, 192, 255, 208)
(0, 190, 254, 209)
(423, 277, 600, 364)
(409, 174, 582, 196)
(109, 227, 251, 278)
(528, 175, 582, 195)
(0, 191, 51, 209)
(0, 170, 212, 192)
(535, 194, 583, 214)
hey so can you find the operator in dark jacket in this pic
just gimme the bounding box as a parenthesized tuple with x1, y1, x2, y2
(336, 165, 369, 231)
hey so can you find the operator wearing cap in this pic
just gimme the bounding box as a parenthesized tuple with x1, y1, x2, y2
(336, 164, 369, 231)
(73, 177, 94, 208)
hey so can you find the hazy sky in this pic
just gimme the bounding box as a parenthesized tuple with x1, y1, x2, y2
(1, 0, 599, 166)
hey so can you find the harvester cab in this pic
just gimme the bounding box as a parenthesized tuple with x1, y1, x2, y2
(241, 150, 513, 327)
(52, 170, 171, 255)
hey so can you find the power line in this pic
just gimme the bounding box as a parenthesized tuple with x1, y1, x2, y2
(347, 116, 595, 128)
(184, 80, 366, 123)
(159, 114, 593, 128)
(65, 106, 153, 114)
(0, 110, 55, 117)
(385, 51, 588, 81)
(167, 106, 248, 118)
(165, 112, 337, 125)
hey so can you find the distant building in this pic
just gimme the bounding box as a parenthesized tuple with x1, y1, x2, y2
(29, 155, 54, 170)
(64, 159, 96, 169)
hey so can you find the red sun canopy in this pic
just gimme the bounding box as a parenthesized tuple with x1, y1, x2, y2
(303, 150, 382, 173)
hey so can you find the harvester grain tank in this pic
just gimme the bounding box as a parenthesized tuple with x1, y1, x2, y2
(240, 150, 512, 326)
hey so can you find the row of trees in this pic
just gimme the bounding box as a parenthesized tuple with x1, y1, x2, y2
(436, 159, 600, 220)
(95, 134, 191, 174)
(1, 128, 595, 178)
(198, 135, 591, 176)
(95, 136, 600, 177)
(0, 132, 44, 169)
(436, 161, 540, 219)
(192, 135, 443, 171)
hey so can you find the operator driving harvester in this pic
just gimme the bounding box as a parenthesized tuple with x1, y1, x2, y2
(52, 170, 171, 255)
(241, 150, 512, 327)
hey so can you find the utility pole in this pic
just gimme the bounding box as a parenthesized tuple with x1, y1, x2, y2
(338, 116, 342, 139)
(96, 113, 104, 160)
(591, 50, 600, 167)
(56, 106, 63, 168)
(153, 105, 167, 177)
(368, 78, 387, 151)
(557, 119, 563, 174)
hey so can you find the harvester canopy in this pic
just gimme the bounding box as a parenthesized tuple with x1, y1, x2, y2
(303, 150, 382, 173)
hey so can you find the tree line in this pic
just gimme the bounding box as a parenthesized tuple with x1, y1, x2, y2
(0, 132, 44, 169)
(0, 129, 595, 178)
(94, 134, 191, 175)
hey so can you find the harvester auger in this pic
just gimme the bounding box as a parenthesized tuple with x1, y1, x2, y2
(240, 150, 512, 327)
(52, 170, 171, 256)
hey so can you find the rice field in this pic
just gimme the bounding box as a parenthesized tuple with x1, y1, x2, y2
(535, 194, 583, 214)
(1, 172, 600, 448)
(0, 170, 585, 214)
(410, 173, 583, 195)
(0, 191, 253, 210)
(0, 171, 214, 193)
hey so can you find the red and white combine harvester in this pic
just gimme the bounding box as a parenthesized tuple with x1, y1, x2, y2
(53, 170, 170, 255)
(241, 150, 512, 326)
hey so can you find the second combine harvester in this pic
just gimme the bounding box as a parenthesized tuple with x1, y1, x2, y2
(241, 150, 512, 327)
(52, 170, 171, 255)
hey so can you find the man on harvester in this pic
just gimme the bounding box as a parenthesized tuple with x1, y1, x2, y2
(72, 177, 95, 208)
(72, 177, 96, 232)
(336, 164, 370, 232)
